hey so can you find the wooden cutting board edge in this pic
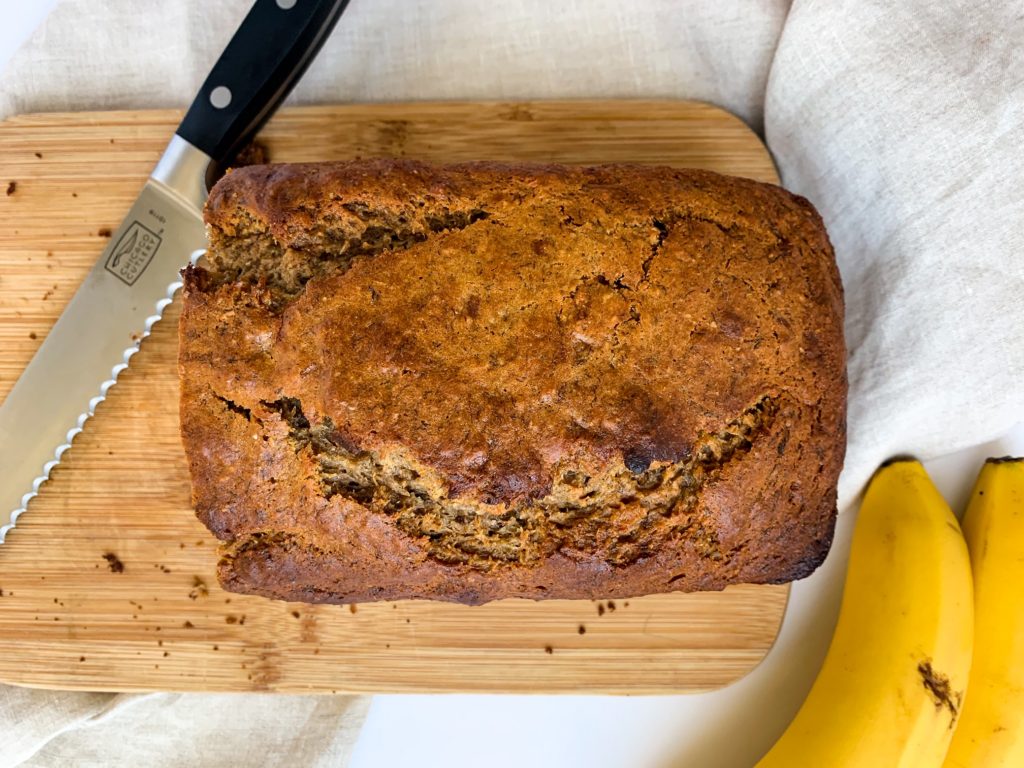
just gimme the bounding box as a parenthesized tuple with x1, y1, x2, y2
(0, 100, 791, 695)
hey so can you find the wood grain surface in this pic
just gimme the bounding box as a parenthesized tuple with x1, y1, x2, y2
(0, 101, 788, 694)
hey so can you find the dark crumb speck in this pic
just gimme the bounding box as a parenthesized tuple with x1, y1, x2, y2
(291, 611, 300, 619)
(578, 624, 586, 635)
(79, 656, 85, 662)
(597, 604, 605, 617)
(163, 651, 169, 657)
(225, 614, 238, 624)
(232, 141, 268, 167)
(157, 639, 163, 646)
(189, 576, 208, 600)
(29, 332, 37, 340)
(183, 620, 194, 629)
(606, 600, 616, 612)
(212, 645, 219, 651)
(0, 588, 4, 597)
(349, 604, 357, 614)
(544, 645, 553, 654)
(6, 181, 16, 196)
(98, 227, 112, 237)
(239, 615, 246, 626)
(102, 552, 124, 573)
(624, 602, 630, 608)
(71, 192, 77, 197)
(405, 618, 410, 623)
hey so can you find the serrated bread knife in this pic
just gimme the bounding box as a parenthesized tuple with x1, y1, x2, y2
(0, 0, 350, 542)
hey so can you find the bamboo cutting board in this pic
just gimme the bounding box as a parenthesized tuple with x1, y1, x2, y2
(0, 101, 788, 694)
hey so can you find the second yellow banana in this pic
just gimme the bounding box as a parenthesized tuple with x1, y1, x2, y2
(944, 457, 1024, 767)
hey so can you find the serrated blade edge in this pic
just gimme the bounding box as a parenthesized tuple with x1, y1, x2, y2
(0, 249, 203, 543)
(0, 136, 213, 544)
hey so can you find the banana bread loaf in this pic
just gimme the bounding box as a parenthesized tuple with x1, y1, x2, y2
(179, 159, 846, 605)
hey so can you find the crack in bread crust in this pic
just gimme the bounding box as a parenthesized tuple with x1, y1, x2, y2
(242, 394, 778, 569)
(205, 200, 491, 306)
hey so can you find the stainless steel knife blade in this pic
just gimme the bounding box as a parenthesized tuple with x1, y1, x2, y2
(0, 137, 210, 541)
(0, 0, 350, 542)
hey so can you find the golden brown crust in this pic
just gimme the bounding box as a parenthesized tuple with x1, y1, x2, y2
(179, 159, 846, 605)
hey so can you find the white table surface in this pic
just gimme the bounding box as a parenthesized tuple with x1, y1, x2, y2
(3, 6, 1022, 767)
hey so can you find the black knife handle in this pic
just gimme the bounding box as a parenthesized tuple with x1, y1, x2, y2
(177, 0, 350, 178)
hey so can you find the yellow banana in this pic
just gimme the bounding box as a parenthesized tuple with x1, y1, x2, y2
(757, 459, 974, 767)
(945, 457, 1024, 767)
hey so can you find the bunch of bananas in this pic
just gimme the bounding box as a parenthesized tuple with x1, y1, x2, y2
(756, 456, 1024, 767)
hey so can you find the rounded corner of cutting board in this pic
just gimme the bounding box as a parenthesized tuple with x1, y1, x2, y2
(0, 100, 789, 694)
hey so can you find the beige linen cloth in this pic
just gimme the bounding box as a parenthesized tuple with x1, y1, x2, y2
(1, 0, 1022, 765)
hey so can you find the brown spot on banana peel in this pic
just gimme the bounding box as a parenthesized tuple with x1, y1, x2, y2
(917, 660, 962, 728)
(868, 455, 919, 483)
(877, 454, 919, 470)
(986, 455, 1023, 464)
